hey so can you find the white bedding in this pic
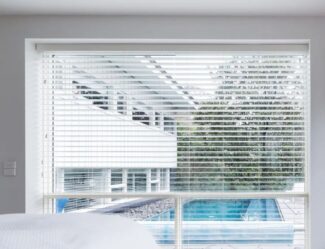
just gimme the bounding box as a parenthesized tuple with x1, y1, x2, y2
(0, 213, 159, 249)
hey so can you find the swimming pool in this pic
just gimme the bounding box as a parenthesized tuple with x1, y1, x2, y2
(142, 199, 294, 244)
(149, 199, 282, 222)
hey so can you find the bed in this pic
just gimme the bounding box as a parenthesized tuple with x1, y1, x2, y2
(0, 213, 159, 249)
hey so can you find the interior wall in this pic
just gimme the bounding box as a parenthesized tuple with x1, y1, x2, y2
(0, 15, 324, 248)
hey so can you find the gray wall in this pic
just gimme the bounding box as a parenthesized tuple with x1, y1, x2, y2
(0, 16, 324, 248)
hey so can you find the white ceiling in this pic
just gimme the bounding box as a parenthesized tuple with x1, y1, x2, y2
(0, 0, 325, 16)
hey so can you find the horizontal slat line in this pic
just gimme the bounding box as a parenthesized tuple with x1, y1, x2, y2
(45, 105, 306, 109)
(45, 138, 304, 142)
(45, 183, 304, 186)
(47, 149, 305, 153)
(44, 84, 307, 87)
(45, 67, 308, 71)
(47, 124, 305, 127)
(42, 46, 308, 52)
(42, 61, 308, 65)
(44, 95, 306, 99)
(46, 109, 305, 113)
(45, 103, 305, 107)
(43, 60, 308, 63)
(44, 133, 303, 137)
(44, 114, 305, 117)
(46, 98, 307, 103)
(46, 84, 306, 88)
(44, 138, 306, 141)
(46, 84, 307, 89)
(46, 166, 305, 169)
(45, 83, 308, 89)
(47, 66, 307, 69)
(44, 160, 305, 164)
(43, 62, 308, 66)
(46, 64, 307, 68)
(46, 98, 306, 103)
(50, 142, 305, 145)
(49, 140, 305, 143)
(46, 90, 307, 94)
(50, 162, 304, 167)
(45, 104, 306, 108)
(46, 63, 308, 67)
(42, 58, 308, 62)
(44, 51, 307, 55)
(43, 82, 307, 87)
(44, 52, 307, 56)
(50, 173, 304, 175)
(49, 120, 304, 122)
(46, 79, 307, 83)
(44, 192, 308, 199)
(48, 119, 305, 124)
(45, 65, 308, 69)
(48, 156, 305, 161)
(44, 70, 307, 75)
(43, 50, 308, 54)
(48, 130, 305, 133)
(43, 153, 306, 158)
(52, 177, 305, 179)
(48, 98, 306, 102)
(42, 52, 307, 56)
(43, 65, 308, 69)
(43, 173, 303, 176)
(44, 54, 308, 57)
(44, 102, 306, 106)
(43, 72, 307, 77)
(44, 61, 308, 65)
(46, 76, 308, 80)
(47, 122, 305, 126)
(42, 130, 305, 134)
(43, 106, 302, 111)
(48, 152, 305, 156)
(45, 94, 305, 100)
(44, 109, 306, 113)
(46, 161, 306, 166)
(47, 134, 305, 137)
(53, 166, 303, 172)
(44, 77, 308, 81)
(43, 123, 305, 127)
(42, 146, 305, 149)
(44, 62, 308, 65)
(47, 83, 307, 87)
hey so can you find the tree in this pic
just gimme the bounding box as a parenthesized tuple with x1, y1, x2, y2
(172, 56, 305, 192)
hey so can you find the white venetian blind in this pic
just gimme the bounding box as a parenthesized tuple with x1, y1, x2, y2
(41, 46, 309, 197)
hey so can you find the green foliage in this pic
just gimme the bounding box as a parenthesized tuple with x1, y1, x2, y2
(172, 101, 304, 192)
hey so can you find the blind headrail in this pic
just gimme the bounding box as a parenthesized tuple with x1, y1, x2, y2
(36, 42, 309, 53)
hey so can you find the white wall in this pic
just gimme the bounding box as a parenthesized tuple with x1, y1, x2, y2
(52, 100, 177, 168)
(0, 16, 324, 248)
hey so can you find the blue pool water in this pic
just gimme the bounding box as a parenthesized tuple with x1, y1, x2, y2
(144, 199, 293, 244)
(149, 199, 282, 221)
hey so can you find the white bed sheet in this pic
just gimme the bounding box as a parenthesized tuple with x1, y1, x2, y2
(0, 213, 159, 249)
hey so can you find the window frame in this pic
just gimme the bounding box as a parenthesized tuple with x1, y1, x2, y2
(26, 39, 310, 249)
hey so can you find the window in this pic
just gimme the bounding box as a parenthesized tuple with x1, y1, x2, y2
(36, 42, 309, 249)
(117, 92, 127, 115)
(132, 108, 150, 125)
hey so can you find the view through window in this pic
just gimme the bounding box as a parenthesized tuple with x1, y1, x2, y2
(40, 45, 309, 249)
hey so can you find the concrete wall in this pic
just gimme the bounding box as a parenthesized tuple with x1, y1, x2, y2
(0, 16, 324, 248)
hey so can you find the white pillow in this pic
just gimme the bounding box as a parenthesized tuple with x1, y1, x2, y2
(0, 213, 159, 249)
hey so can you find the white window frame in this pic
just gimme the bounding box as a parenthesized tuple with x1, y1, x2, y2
(26, 39, 310, 249)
